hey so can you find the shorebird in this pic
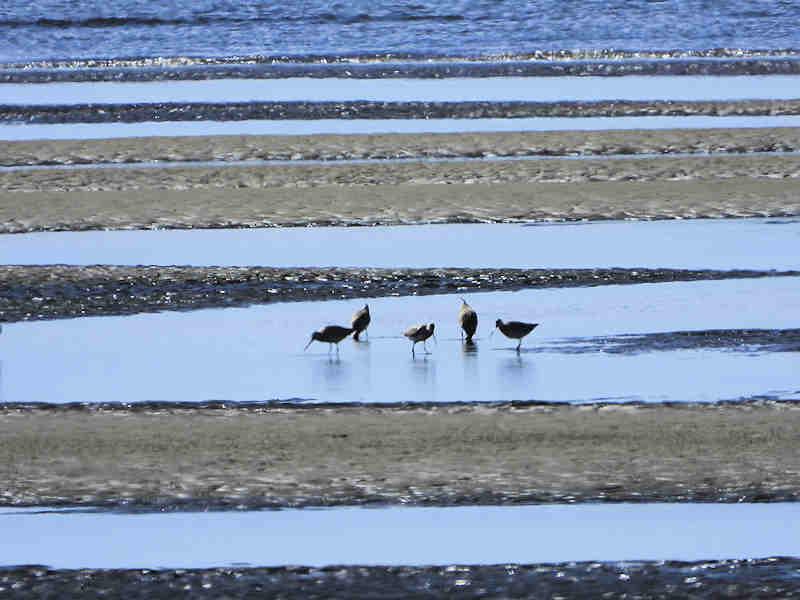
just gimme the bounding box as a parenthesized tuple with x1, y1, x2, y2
(458, 298, 478, 343)
(304, 325, 354, 353)
(495, 319, 538, 352)
(351, 303, 371, 341)
(404, 323, 435, 355)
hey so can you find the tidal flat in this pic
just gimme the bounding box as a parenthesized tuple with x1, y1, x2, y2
(1, 128, 799, 232)
(1, 402, 798, 509)
(3, 558, 799, 599)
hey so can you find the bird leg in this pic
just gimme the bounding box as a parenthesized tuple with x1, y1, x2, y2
(516, 339, 522, 352)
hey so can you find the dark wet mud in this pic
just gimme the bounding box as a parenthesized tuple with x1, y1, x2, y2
(3, 558, 799, 599)
(1, 265, 795, 323)
(543, 328, 800, 355)
(5, 54, 800, 83)
(5, 98, 800, 125)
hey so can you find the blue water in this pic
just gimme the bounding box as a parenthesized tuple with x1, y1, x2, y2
(2, 1, 799, 65)
(2, 504, 798, 568)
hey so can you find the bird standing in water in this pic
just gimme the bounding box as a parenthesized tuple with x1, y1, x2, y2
(351, 304, 371, 341)
(458, 298, 478, 343)
(495, 319, 538, 352)
(404, 323, 435, 355)
(304, 325, 354, 353)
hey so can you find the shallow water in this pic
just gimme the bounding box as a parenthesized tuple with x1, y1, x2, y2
(4, 75, 800, 106)
(3, 115, 799, 141)
(2, 278, 798, 404)
(3, 219, 798, 271)
(0, 503, 797, 569)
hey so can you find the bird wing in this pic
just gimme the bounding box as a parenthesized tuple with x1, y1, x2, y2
(351, 307, 370, 329)
(404, 324, 423, 338)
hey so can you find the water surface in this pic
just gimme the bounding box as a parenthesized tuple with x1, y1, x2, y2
(3, 1, 800, 63)
(3, 219, 798, 271)
(0, 503, 797, 568)
(4, 75, 800, 106)
(3, 115, 799, 141)
(2, 278, 797, 404)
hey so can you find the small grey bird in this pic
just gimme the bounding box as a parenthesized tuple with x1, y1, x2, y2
(304, 325, 354, 353)
(458, 298, 478, 343)
(404, 323, 436, 355)
(351, 304, 371, 341)
(495, 319, 538, 352)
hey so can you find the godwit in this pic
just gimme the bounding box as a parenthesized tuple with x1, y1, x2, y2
(304, 325, 353, 353)
(458, 298, 478, 343)
(351, 303, 371, 341)
(404, 323, 435, 355)
(495, 319, 538, 352)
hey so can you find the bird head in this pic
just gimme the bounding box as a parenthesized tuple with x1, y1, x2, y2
(495, 319, 502, 328)
(304, 331, 321, 350)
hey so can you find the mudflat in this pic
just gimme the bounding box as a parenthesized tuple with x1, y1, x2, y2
(1, 128, 799, 232)
(1, 402, 797, 509)
(4, 127, 800, 166)
(2, 178, 799, 233)
(3, 265, 790, 322)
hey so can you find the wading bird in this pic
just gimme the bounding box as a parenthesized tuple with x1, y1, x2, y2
(304, 325, 354, 353)
(351, 303, 371, 341)
(404, 323, 435, 355)
(495, 319, 538, 352)
(458, 298, 478, 343)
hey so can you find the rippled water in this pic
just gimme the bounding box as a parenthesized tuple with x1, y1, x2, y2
(2, 1, 800, 64)
(1, 503, 798, 568)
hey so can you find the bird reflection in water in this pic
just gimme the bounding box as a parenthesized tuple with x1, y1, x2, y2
(409, 352, 436, 399)
(461, 340, 480, 392)
(499, 352, 535, 393)
(308, 352, 348, 392)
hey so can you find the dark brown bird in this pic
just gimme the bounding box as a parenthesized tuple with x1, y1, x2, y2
(495, 319, 538, 352)
(404, 323, 435, 355)
(458, 298, 478, 343)
(351, 304, 371, 341)
(304, 325, 354, 353)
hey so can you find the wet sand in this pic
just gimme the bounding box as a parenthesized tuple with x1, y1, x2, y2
(3, 558, 799, 598)
(2, 265, 791, 322)
(5, 127, 800, 166)
(1, 402, 797, 509)
(2, 178, 798, 233)
(1, 128, 799, 232)
(4, 154, 800, 192)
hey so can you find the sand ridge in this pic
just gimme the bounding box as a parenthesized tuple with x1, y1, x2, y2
(3, 127, 800, 166)
(1, 402, 798, 509)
